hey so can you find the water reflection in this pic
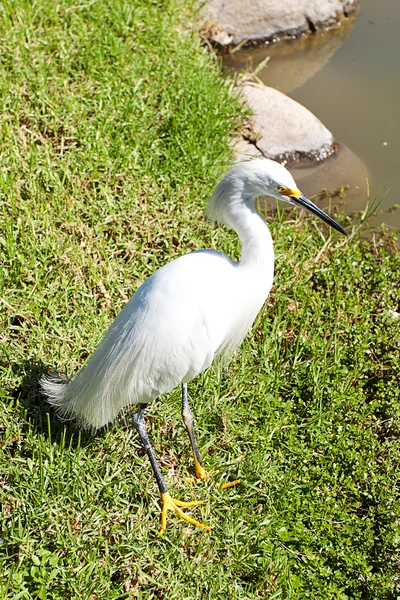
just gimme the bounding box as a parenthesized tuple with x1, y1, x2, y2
(223, 0, 399, 228)
(291, 144, 369, 213)
(223, 15, 358, 94)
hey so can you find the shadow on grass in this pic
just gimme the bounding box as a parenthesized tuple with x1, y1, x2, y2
(6, 359, 109, 448)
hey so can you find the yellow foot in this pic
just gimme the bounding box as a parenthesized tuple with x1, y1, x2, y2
(194, 463, 210, 481)
(220, 479, 240, 490)
(159, 491, 212, 534)
(184, 470, 211, 485)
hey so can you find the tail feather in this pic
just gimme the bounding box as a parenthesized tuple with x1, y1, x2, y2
(40, 372, 81, 425)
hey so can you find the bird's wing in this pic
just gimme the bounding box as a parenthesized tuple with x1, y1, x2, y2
(123, 250, 237, 393)
(60, 250, 239, 427)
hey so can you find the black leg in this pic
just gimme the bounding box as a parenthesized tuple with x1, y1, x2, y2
(133, 403, 167, 494)
(133, 402, 210, 533)
(181, 383, 207, 480)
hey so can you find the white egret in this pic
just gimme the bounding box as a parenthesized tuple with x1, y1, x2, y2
(41, 158, 346, 533)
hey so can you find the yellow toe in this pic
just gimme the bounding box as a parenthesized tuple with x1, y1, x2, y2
(173, 498, 205, 508)
(159, 491, 211, 534)
(220, 479, 240, 490)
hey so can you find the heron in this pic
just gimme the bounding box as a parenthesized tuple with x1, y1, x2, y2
(41, 158, 346, 533)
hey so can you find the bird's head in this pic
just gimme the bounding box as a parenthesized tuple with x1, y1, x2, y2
(208, 158, 346, 236)
(240, 158, 347, 236)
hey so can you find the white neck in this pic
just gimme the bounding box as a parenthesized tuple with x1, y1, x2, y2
(224, 198, 274, 272)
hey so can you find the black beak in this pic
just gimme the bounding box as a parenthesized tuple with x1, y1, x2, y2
(291, 194, 347, 236)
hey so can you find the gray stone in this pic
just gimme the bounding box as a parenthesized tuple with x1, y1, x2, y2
(203, 0, 358, 46)
(223, 12, 357, 95)
(240, 84, 334, 163)
(230, 136, 262, 163)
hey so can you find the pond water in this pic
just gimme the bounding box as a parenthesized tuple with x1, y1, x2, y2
(224, 0, 400, 229)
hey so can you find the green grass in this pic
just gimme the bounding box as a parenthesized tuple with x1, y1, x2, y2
(1, 0, 400, 598)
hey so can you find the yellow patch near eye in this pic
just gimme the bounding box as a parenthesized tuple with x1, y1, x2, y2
(277, 186, 301, 198)
(289, 188, 302, 198)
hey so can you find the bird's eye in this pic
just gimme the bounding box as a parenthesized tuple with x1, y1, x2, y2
(277, 185, 287, 194)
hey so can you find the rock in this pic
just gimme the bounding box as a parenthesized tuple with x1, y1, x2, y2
(203, 0, 358, 46)
(240, 84, 335, 163)
(230, 136, 262, 162)
(223, 12, 358, 95)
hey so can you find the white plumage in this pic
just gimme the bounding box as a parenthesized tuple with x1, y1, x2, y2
(41, 158, 345, 430)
